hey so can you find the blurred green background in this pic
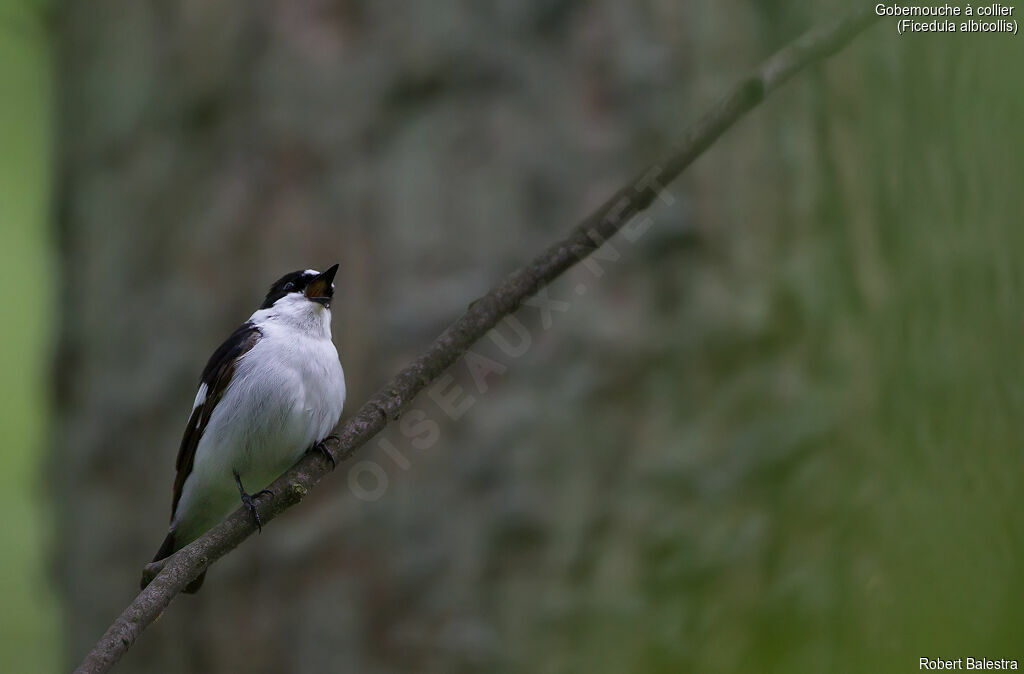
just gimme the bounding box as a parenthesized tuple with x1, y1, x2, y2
(0, 1, 58, 672)
(4, 2, 1024, 673)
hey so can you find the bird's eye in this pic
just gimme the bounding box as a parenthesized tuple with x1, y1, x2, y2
(283, 282, 294, 291)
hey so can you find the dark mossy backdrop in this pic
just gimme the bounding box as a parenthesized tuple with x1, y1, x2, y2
(0, 1, 1016, 672)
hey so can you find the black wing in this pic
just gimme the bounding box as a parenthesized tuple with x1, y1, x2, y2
(169, 321, 262, 521)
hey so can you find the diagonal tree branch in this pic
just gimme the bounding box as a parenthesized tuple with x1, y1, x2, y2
(74, 8, 879, 673)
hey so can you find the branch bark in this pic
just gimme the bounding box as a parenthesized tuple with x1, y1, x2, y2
(73, 8, 879, 673)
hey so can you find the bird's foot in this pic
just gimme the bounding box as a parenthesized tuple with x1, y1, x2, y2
(140, 558, 167, 590)
(240, 492, 269, 532)
(310, 435, 339, 468)
(233, 471, 272, 533)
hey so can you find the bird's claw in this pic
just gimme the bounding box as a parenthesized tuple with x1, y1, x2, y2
(234, 471, 272, 533)
(240, 492, 266, 532)
(140, 559, 167, 590)
(311, 435, 339, 468)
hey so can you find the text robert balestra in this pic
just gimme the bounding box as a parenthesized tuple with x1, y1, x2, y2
(920, 657, 1019, 670)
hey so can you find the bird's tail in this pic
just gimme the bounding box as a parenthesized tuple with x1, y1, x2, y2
(140, 531, 206, 594)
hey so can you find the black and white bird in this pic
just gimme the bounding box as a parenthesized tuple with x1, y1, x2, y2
(143, 265, 346, 593)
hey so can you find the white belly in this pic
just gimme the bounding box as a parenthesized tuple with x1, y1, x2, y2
(173, 328, 345, 542)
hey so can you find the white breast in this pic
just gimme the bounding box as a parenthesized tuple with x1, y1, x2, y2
(173, 319, 345, 541)
(219, 325, 345, 481)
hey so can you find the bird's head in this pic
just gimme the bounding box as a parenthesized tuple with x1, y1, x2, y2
(260, 264, 339, 311)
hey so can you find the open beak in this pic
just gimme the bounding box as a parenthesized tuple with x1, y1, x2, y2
(305, 263, 338, 307)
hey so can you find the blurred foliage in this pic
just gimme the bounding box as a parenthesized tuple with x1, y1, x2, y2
(519, 29, 1024, 674)
(0, 0, 58, 672)
(45, 1, 1024, 673)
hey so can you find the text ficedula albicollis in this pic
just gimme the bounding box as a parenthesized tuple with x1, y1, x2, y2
(142, 264, 346, 593)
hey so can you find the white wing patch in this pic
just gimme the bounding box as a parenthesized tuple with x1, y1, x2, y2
(192, 382, 208, 411)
